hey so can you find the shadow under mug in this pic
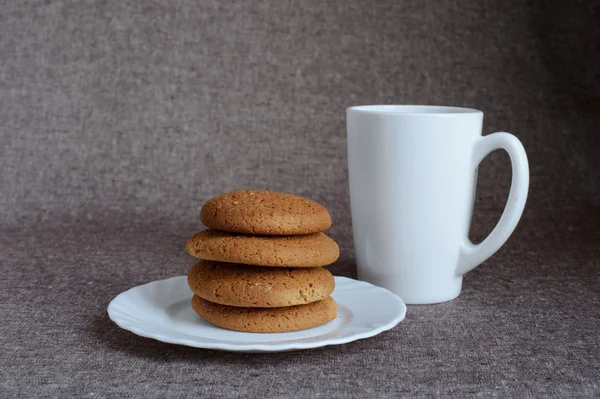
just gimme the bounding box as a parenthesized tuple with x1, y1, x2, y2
(347, 105, 529, 304)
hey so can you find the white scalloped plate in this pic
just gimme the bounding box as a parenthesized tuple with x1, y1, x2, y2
(108, 276, 406, 352)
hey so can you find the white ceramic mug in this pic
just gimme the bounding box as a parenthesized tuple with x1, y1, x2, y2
(347, 105, 529, 304)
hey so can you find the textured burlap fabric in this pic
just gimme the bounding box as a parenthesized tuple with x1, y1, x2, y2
(1, 0, 598, 397)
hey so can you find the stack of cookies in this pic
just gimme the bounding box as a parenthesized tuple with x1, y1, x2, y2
(185, 190, 340, 333)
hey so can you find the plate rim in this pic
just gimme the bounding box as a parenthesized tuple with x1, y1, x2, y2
(108, 275, 406, 352)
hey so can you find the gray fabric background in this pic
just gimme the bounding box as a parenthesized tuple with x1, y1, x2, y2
(1, 0, 599, 397)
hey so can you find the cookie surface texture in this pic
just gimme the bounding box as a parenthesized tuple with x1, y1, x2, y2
(200, 190, 331, 235)
(186, 230, 339, 267)
(187, 260, 335, 307)
(191, 295, 338, 333)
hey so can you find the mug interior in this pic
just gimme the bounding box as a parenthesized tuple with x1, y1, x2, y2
(348, 105, 481, 115)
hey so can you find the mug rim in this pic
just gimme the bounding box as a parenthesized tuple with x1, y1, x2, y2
(347, 105, 482, 116)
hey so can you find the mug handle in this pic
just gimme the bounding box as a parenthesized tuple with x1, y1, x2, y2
(456, 132, 529, 275)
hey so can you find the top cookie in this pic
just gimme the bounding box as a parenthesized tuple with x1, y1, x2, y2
(200, 190, 331, 235)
